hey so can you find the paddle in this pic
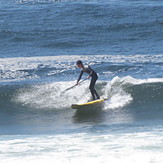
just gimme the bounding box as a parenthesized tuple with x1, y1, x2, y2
(63, 78, 87, 92)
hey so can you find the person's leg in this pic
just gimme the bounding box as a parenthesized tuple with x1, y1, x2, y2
(89, 76, 100, 100)
(94, 89, 100, 99)
(89, 77, 96, 100)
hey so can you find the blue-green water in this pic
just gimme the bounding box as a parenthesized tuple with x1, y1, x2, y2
(0, 0, 163, 162)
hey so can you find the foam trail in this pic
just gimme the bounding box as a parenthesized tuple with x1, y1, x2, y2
(14, 80, 91, 109)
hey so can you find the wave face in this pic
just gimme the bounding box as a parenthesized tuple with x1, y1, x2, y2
(1, 75, 163, 134)
(2, 76, 162, 110)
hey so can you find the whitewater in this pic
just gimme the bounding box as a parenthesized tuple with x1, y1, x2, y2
(0, 0, 163, 162)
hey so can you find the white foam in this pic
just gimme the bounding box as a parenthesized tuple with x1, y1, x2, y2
(1, 131, 163, 163)
(102, 76, 133, 110)
(14, 80, 91, 109)
(114, 75, 163, 85)
(102, 75, 163, 110)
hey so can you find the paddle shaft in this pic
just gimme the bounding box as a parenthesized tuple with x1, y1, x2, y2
(64, 78, 87, 92)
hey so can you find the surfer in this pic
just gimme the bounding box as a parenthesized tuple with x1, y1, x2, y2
(76, 60, 100, 101)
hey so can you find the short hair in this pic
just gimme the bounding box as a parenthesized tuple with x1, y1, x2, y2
(76, 60, 83, 65)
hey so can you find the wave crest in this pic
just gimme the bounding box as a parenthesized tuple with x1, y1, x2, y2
(10, 76, 163, 111)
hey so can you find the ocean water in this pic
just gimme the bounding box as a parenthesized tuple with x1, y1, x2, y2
(0, 0, 163, 162)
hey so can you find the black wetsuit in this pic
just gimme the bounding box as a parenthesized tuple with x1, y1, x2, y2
(77, 66, 100, 100)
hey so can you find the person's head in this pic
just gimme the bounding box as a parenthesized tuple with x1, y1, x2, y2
(76, 60, 83, 68)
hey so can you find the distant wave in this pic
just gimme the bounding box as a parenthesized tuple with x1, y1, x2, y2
(15, 0, 93, 4)
(0, 55, 162, 83)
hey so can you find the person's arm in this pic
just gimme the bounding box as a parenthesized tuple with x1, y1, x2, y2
(77, 70, 83, 83)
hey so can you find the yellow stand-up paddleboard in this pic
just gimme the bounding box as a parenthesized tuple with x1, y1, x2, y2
(71, 99, 108, 110)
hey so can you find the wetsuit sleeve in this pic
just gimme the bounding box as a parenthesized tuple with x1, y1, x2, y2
(77, 70, 83, 83)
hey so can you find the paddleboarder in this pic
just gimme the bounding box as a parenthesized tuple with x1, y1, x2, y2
(76, 60, 100, 101)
